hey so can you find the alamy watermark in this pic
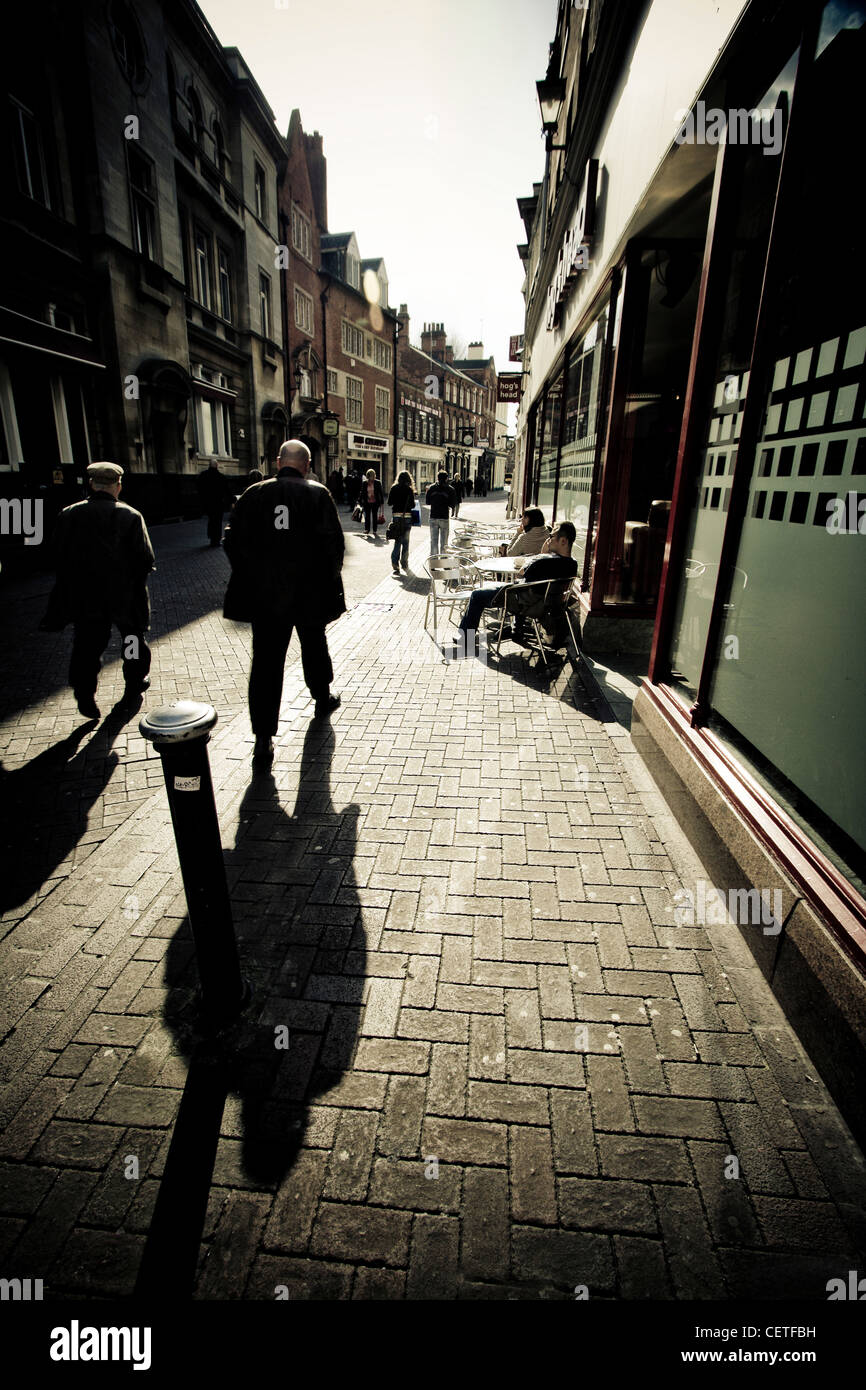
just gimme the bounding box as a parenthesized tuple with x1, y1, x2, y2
(673, 880, 783, 935)
(674, 101, 783, 156)
(0, 497, 43, 545)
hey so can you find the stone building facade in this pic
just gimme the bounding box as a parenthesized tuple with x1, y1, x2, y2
(1, 0, 288, 530)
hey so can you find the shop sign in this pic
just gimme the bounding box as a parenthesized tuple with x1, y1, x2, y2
(497, 374, 522, 402)
(347, 432, 388, 452)
(546, 158, 598, 331)
(509, 334, 524, 361)
(322, 415, 339, 436)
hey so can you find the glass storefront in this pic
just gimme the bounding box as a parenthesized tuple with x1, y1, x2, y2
(557, 306, 609, 576)
(526, 296, 614, 579)
(668, 52, 798, 693)
(662, 0, 866, 888)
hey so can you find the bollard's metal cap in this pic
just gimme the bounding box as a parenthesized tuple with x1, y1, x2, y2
(139, 700, 218, 745)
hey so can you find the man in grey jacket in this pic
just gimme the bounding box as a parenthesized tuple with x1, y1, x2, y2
(223, 439, 345, 765)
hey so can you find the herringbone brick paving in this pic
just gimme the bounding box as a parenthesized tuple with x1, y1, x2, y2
(1, 498, 864, 1300)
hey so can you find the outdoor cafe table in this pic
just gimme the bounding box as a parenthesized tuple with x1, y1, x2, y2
(470, 557, 525, 580)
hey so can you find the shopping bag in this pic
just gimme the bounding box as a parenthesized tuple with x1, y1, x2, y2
(411, 506, 421, 527)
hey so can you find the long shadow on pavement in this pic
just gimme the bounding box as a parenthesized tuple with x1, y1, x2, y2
(0, 701, 140, 919)
(136, 719, 363, 1298)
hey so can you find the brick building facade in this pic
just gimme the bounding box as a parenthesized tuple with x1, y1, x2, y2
(395, 308, 444, 492)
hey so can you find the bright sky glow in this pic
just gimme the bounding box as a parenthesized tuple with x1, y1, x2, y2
(197, 0, 557, 374)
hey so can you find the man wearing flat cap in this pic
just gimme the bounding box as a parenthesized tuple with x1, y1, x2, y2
(41, 462, 155, 720)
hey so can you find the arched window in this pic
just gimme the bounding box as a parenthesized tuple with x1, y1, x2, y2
(109, 0, 146, 84)
(166, 55, 177, 121)
(187, 87, 203, 145)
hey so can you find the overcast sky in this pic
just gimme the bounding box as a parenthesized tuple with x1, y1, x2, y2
(198, 0, 557, 373)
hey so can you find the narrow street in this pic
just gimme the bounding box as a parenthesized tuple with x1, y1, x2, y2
(1, 495, 863, 1302)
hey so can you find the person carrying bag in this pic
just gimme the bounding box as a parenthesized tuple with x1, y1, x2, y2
(361, 468, 384, 537)
(387, 470, 416, 574)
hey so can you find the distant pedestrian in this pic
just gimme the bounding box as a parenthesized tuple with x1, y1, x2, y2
(465, 475, 473, 497)
(39, 462, 154, 721)
(345, 467, 360, 510)
(450, 474, 464, 518)
(223, 440, 344, 766)
(387, 470, 415, 575)
(198, 456, 234, 546)
(425, 471, 455, 555)
(361, 468, 384, 537)
(327, 467, 345, 507)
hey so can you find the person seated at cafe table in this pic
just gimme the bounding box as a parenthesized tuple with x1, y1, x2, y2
(457, 521, 577, 645)
(499, 507, 550, 557)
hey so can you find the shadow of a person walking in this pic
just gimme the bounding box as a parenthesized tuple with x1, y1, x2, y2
(138, 719, 363, 1297)
(0, 702, 139, 916)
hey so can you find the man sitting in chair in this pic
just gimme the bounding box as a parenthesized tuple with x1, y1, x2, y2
(458, 520, 577, 644)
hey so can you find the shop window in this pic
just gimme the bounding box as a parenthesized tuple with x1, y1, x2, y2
(668, 46, 799, 692)
(691, 3, 866, 884)
(558, 306, 609, 574)
(604, 243, 703, 607)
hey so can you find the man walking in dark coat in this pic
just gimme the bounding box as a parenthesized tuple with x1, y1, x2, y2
(40, 462, 154, 720)
(223, 439, 345, 765)
(198, 455, 234, 547)
(345, 467, 360, 510)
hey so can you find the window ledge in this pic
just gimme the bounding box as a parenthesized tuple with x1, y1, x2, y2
(137, 269, 172, 312)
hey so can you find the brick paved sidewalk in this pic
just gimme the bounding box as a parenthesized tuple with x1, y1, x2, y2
(1, 505, 865, 1300)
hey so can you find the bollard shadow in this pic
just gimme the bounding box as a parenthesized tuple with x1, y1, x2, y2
(141, 719, 363, 1296)
(0, 702, 137, 915)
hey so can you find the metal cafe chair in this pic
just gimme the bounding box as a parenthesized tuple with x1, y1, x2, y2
(423, 556, 479, 632)
(488, 577, 582, 668)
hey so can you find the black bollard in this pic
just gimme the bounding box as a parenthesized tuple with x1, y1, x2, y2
(139, 700, 249, 1030)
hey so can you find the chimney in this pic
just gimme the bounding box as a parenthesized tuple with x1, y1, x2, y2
(467, 342, 484, 360)
(304, 129, 328, 232)
(445, 344, 454, 365)
(422, 322, 447, 362)
(397, 303, 410, 345)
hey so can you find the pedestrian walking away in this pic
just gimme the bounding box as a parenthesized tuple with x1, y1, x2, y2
(361, 468, 384, 537)
(465, 475, 473, 497)
(345, 466, 360, 511)
(450, 474, 464, 518)
(426, 470, 455, 556)
(39, 462, 154, 721)
(327, 466, 346, 507)
(197, 455, 235, 546)
(222, 439, 345, 765)
(387, 470, 416, 574)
